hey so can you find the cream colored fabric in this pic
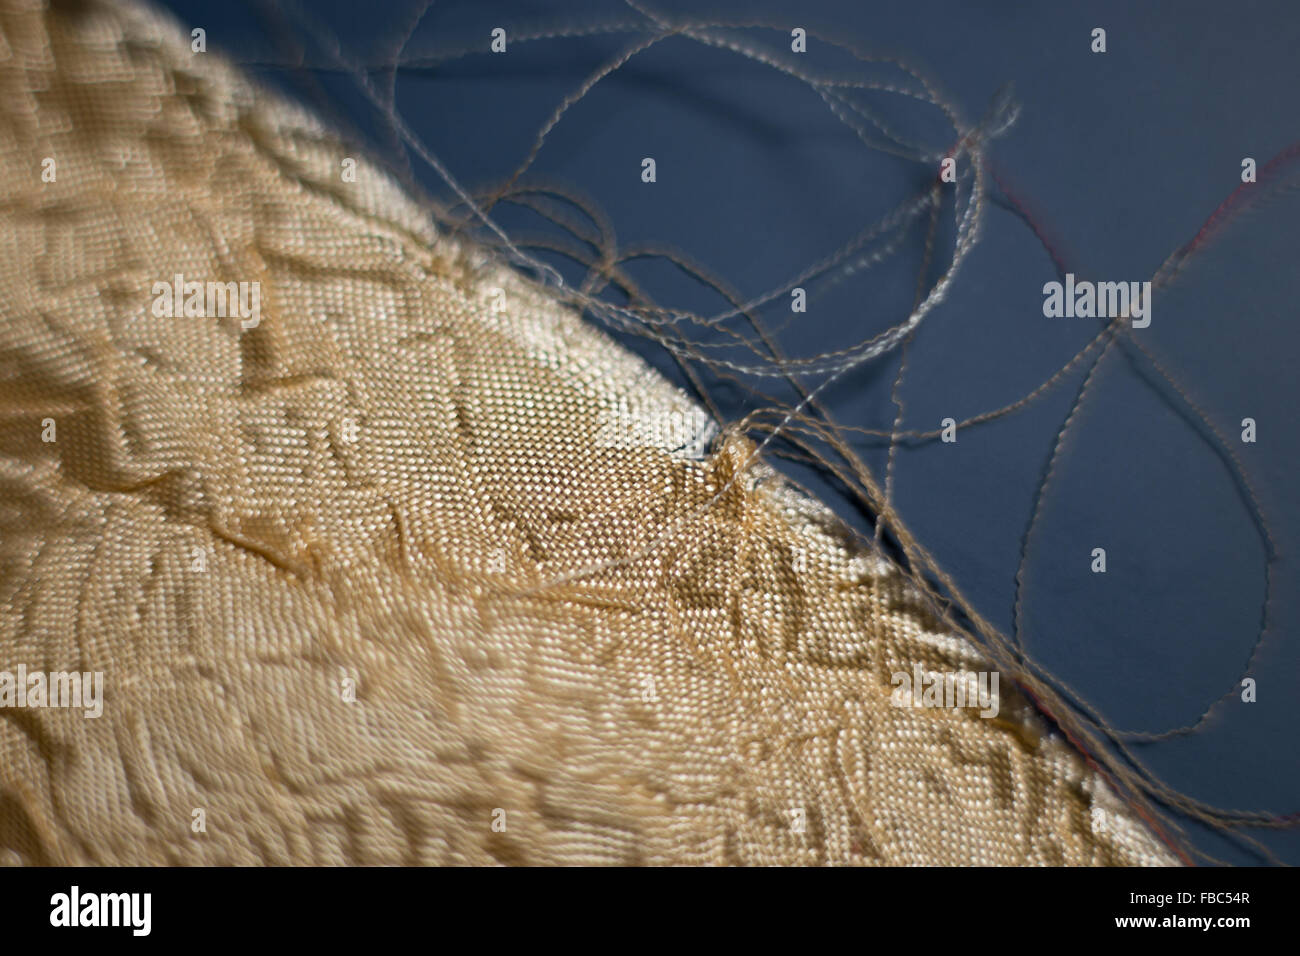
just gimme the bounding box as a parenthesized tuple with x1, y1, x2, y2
(0, 0, 1178, 865)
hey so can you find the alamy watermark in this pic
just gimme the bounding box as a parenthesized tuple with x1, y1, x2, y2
(0, 665, 103, 718)
(152, 273, 261, 329)
(1042, 273, 1151, 328)
(595, 396, 712, 456)
(891, 665, 999, 718)
(50, 886, 150, 936)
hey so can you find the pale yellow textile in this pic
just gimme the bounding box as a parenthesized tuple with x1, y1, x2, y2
(0, 0, 1177, 865)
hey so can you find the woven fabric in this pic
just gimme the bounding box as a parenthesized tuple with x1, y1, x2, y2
(0, 0, 1178, 865)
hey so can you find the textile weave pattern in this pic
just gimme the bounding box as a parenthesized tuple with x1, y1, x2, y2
(0, 0, 1177, 865)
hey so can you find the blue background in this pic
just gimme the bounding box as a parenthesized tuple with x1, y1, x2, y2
(159, 0, 1300, 865)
